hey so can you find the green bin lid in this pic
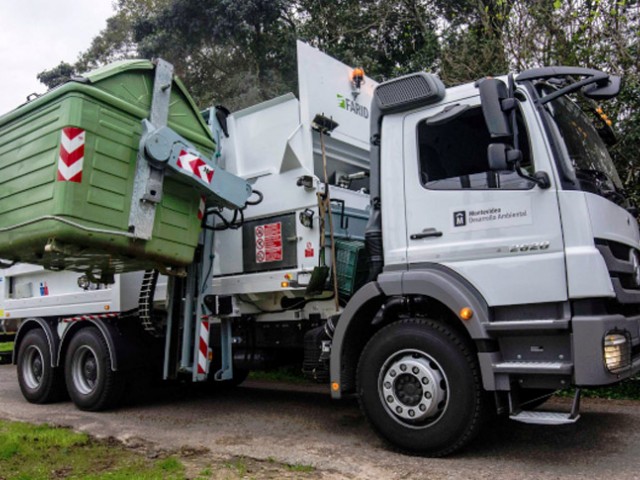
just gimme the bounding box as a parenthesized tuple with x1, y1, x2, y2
(0, 59, 214, 151)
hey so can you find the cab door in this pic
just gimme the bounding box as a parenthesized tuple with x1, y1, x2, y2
(401, 94, 567, 307)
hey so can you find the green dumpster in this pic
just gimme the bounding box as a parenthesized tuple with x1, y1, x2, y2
(0, 60, 214, 278)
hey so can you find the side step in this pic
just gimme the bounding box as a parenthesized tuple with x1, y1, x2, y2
(493, 361, 573, 375)
(510, 410, 579, 425)
(509, 389, 581, 426)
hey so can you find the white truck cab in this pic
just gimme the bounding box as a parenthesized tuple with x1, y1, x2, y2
(7, 46, 638, 456)
(329, 67, 640, 454)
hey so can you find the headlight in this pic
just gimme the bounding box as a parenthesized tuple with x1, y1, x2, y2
(603, 332, 631, 373)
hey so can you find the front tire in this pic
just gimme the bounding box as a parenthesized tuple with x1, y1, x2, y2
(65, 328, 124, 411)
(357, 318, 486, 456)
(17, 329, 65, 403)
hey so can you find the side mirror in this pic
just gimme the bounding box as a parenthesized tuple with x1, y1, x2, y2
(487, 143, 521, 171)
(488, 143, 551, 189)
(478, 78, 512, 138)
(583, 75, 621, 100)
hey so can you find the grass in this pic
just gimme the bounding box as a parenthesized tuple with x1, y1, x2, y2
(223, 457, 248, 476)
(0, 420, 185, 479)
(285, 463, 315, 473)
(248, 365, 307, 384)
(0, 422, 317, 480)
(198, 467, 212, 476)
(558, 377, 640, 400)
(0, 341, 13, 353)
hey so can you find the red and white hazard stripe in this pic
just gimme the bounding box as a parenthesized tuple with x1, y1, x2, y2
(177, 150, 214, 184)
(62, 312, 118, 323)
(57, 127, 85, 183)
(197, 195, 206, 220)
(197, 320, 210, 375)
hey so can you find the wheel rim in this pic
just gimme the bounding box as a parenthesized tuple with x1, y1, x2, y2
(378, 349, 449, 428)
(71, 345, 100, 395)
(22, 345, 45, 390)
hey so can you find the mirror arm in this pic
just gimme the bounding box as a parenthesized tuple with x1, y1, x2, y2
(514, 162, 550, 189)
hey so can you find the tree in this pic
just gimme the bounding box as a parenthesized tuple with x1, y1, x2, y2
(37, 62, 76, 89)
(130, 0, 298, 109)
(297, 0, 440, 80)
(500, 0, 640, 200)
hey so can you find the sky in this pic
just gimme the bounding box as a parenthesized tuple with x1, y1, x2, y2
(0, 0, 116, 114)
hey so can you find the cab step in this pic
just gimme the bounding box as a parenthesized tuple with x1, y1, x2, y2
(509, 388, 581, 426)
(509, 410, 579, 425)
(493, 361, 573, 375)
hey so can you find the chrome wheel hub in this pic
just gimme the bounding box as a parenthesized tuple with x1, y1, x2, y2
(22, 346, 45, 390)
(380, 350, 448, 425)
(71, 345, 99, 395)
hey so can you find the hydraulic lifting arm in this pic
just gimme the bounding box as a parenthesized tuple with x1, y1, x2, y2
(128, 59, 252, 240)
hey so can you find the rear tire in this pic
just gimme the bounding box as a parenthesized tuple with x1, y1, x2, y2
(357, 318, 486, 456)
(65, 328, 124, 411)
(17, 329, 65, 403)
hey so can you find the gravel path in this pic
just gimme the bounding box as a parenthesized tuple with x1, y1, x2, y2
(1, 364, 639, 479)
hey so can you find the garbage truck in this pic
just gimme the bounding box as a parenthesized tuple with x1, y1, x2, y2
(1, 41, 638, 456)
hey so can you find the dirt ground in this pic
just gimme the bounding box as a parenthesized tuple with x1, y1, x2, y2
(2, 364, 640, 479)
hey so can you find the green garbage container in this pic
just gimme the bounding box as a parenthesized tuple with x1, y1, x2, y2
(0, 60, 214, 278)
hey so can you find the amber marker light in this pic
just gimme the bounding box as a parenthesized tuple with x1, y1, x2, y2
(281, 281, 290, 288)
(459, 307, 473, 320)
(596, 106, 613, 126)
(104, 305, 110, 311)
(331, 382, 340, 392)
(351, 67, 365, 90)
(351, 67, 365, 79)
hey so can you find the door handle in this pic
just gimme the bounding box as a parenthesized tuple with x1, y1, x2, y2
(410, 228, 443, 240)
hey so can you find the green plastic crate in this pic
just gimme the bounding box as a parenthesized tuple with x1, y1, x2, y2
(0, 60, 215, 277)
(334, 239, 369, 297)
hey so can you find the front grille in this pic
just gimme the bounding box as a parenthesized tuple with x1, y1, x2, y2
(595, 238, 640, 304)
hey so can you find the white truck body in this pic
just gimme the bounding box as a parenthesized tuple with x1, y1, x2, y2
(1, 41, 374, 320)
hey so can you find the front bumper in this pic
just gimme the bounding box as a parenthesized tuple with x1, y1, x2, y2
(572, 313, 640, 386)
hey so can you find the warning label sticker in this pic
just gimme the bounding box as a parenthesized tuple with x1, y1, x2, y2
(255, 222, 283, 263)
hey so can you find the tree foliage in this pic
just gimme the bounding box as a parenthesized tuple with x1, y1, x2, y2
(38, 0, 640, 198)
(36, 62, 76, 89)
(297, 0, 440, 80)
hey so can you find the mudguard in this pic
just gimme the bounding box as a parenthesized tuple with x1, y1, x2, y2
(330, 265, 490, 398)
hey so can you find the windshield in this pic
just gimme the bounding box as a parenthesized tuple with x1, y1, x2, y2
(543, 92, 624, 199)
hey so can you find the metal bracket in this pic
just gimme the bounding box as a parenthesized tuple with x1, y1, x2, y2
(128, 59, 174, 240)
(143, 124, 252, 210)
(127, 60, 252, 240)
(214, 317, 234, 381)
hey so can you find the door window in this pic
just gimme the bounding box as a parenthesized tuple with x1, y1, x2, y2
(417, 106, 534, 190)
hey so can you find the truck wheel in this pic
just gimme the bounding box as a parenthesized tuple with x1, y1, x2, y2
(17, 329, 65, 403)
(357, 318, 485, 456)
(64, 328, 124, 411)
